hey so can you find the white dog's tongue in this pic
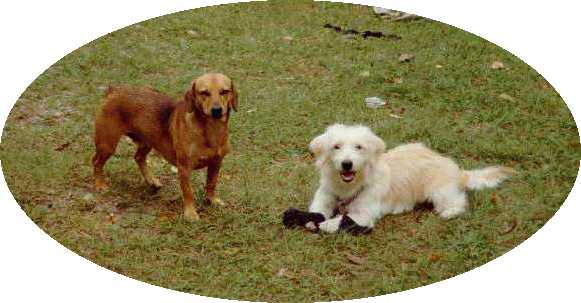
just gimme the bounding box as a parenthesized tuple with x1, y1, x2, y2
(340, 171, 355, 182)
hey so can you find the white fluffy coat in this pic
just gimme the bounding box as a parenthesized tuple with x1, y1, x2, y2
(307, 124, 514, 233)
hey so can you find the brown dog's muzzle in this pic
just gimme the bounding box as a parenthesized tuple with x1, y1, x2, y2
(211, 106, 223, 119)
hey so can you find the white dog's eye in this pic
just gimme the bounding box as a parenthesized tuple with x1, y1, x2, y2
(355, 144, 363, 150)
(333, 144, 341, 150)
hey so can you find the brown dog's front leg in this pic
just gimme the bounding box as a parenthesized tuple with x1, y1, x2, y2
(177, 162, 199, 221)
(205, 157, 225, 206)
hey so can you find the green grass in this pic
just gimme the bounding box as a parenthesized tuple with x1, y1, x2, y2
(1, 1, 579, 302)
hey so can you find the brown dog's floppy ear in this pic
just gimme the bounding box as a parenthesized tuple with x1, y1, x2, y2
(229, 81, 239, 112)
(185, 80, 196, 113)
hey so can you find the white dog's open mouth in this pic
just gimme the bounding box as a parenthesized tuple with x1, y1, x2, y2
(340, 171, 356, 183)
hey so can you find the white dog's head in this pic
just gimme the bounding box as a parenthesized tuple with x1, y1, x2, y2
(309, 124, 386, 183)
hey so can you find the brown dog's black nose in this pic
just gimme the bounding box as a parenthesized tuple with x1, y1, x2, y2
(341, 160, 353, 171)
(211, 107, 223, 119)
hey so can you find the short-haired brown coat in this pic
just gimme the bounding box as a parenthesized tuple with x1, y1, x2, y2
(92, 73, 238, 221)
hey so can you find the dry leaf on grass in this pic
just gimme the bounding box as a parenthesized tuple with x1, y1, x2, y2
(54, 142, 71, 151)
(108, 212, 116, 224)
(275, 268, 296, 279)
(428, 253, 442, 262)
(490, 192, 498, 204)
(385, 77, 403, 84)
(498, 93, 515, 102)
(500, 219, 518, 235)
(186, 30, 200, 38)
(345, 252, 366, 265)
(359, 70, 371, 77)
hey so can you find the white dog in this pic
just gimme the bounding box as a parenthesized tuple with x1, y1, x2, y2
(299, 124, 514, 234)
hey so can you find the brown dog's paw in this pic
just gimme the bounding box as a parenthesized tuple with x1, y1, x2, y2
(150, 179, 162, 189)
(94, 179, 110, 191)
(183, 207, 200, 221)
(208, 197, 225, 207)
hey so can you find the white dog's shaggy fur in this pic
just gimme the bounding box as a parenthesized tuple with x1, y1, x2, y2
(307, 124, 515, 234)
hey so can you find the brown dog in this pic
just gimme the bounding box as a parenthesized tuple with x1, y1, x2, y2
(92, 73, 238, 221)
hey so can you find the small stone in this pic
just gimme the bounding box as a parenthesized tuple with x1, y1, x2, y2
(82, 193, 94, 201)
(491, 61, 505, 69)
(435, 64, 443, 69)
(186, 30, 200, 38)
(399, 53, 415, 63)
(282, 36, 293, 43)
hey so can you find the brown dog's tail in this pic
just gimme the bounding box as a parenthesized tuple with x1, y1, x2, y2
(104, 85, 114, 96)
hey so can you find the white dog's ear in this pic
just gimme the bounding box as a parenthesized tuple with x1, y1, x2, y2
(309, 133, 327, 156)
(366, 131, 386, 156)
(309, 133, 329, 168)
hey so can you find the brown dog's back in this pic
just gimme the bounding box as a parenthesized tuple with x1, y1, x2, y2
(95, 86, 178, 163)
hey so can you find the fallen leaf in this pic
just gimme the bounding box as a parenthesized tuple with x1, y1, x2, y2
(398, 53, 414, 63)
(275, 268, 296, 279)
(82, 193, 94, 201)
(500, 219, 518, 235)
(276, 268, 287, 277)
(345, 252, 366, 265)
(54, 142, 71, 151)
(394, 13, 422, 21)
(384, 77, 403, 84)
(491, 61, 505, 69)
(186, 30, 200, 37)
(365, 96, 386, 109)
(158, 211, 176, 220)
(435, 64, 443, 69)
(282, 36, 293, 43)
(108, 212, 116, 224)
(498, 93, 515, 102)
(389, 113, 402, 119)
(359, 70, 371, 77)
(490, 192, 498, 204)
(393, 107, 406, 115)
(428, 253, 442, 262)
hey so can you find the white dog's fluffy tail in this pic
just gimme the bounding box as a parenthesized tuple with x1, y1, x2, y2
(461, 166, 515, 190)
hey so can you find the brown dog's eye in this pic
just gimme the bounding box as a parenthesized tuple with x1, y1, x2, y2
(333, 144, 341, 150)
(200, 90, 210, 97)
(220, 90, 230, 96)
(355, 144, 363, 150)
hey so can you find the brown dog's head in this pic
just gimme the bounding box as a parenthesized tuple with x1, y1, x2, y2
(185, 73, 238, 120)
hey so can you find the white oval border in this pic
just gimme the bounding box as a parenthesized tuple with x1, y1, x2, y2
(1, 1, 579, 302)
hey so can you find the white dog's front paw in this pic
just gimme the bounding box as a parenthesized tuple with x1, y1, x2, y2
(318, 217, 342, 233)
(438, 207, 465, 219)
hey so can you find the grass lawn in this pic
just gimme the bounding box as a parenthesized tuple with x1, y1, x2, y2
(1, 1, 579, 302)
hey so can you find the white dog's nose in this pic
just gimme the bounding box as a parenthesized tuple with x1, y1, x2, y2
(341, 160, 353, 171)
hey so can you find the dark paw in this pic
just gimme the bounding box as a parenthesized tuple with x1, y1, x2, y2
(339, 216, 372, 235)
(282, 208, 325, 229)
